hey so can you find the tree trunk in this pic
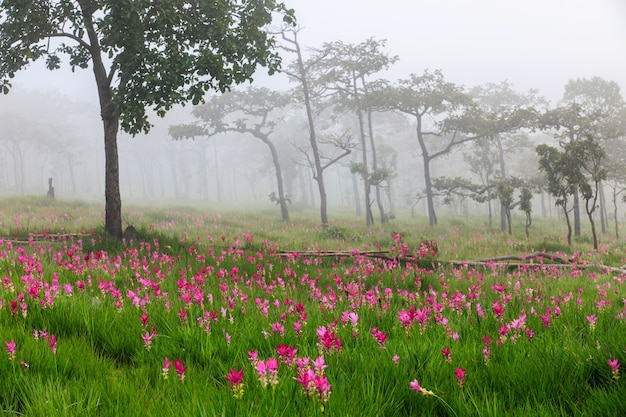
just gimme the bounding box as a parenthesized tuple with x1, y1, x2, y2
(573, 190, 581, 236)
(103, 114, 122, 239)
(496, 136, 507, 232)
(599, 182, 607, 234)
(261, 136, 289, 222)
(293, 34, 327, 224)
(351, 152, 362, 216)
(415, 117, 437, 226)
(83, 5, 122, 239)
(353, 76, 373, 226)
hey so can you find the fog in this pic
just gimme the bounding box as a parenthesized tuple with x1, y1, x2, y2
(1, 1, 625, 224)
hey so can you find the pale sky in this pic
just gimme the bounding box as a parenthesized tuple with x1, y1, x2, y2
(284, 0, 626, 102)
(8, 0, 626, 104)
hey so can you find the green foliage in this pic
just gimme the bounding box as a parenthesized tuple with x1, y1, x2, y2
(0, 1, 295, 135)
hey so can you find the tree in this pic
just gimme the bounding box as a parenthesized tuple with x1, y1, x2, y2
(0, 1, 294, 238)
(278, 28, 353, 225)
(315, 38, 398, 225)
(541, 77, 625, 237)
(567, 136, 606, 250)
(170, 87, 292, 221)
(470, 81, 543, 231)
(519, 186, 532, 238)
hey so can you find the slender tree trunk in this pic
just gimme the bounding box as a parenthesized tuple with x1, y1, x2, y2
(599, 182, 607, 234)
(415, 117, 437, 226)
(293, 34, 327, 224)
(261, 137, 289, 222)
(351, 152, 362, 216)
(496, 136, 507, 232)
(573, 190, 581, 237)
(612, 187, 620, 240)
(353, 76, 373, 226)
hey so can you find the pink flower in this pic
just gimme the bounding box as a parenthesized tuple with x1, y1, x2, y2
(276, 344, 298, 366)
(313, 374, 332, 403)
(586, 314, 597, 330)
(174, 358, 187, 382)
(4, 340, 16, 361)
(492, 301, 504, 320)
(608, 358, 620, 380)
(392, 355, 400, 365)
(441, 346, 451, 364)
(226, 368, 245, 399)
(49, 334, 57, 354)
(454, 368, 466, 387)
(371, 328, 388, 348)
(226, 368, 244, 385)
(409, 379, 433, 396)
(162, 357, 172, 379)
(140, 313, 149, 329)
(312, 356, 327, 374)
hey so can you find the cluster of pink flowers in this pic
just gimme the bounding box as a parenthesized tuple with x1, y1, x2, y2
(34, 329, 57, 354)
(316, 324, 342, 354)
(162, 357, 186, 382)
(248, 351, 279, 388)
(294, 356, 332, 404)
(371, 327, 387, 348)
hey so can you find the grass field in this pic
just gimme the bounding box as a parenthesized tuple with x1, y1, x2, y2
(0, 197, 624, 416)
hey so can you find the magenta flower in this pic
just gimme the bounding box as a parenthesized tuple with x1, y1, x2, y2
(49, 334, 57, 354)
(162, 357, 172, 379)
(313, 374, 332, 403)
(226, 368, 245, 399)
(255, 360, 269, 388)
(608, 358, 620, 380)
(409, 379, 433, 396)
(454, 368, 466, 387)
(276, 344, 298, 366)
(140, 313, 149, 329)
(441, 346, 452, 364)
(174, 358, 187, 382)
(586, 314, 597, 330)
(295, 368, 317, 397)
(312, 356, 327, 374)
(4, 340, 16, 361)
(371, 328, 388, 348)
(492, 301, 504, 320)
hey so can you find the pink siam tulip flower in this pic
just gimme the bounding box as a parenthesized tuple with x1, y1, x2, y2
(4, 340, 16, 361)
(441, 346, 452, 364)
(255, 360, 269, 388)
(371, 328, 388, 348)
(409, 379, 434, 396)
(266, 357, 279, 386)
(314, 374, 332, 403)
(248, 350, 258, 365)
(174, 358, 187, 382)
(294, 368, 317, 397)
(276, 344, 298, 367)
(608, 358, 620, 380)
(392, 355, 400, 365)
(492, 301, 504, 320)
(140, 313, 149, 329)
(454, 368, 466, 387)
(586, 314, 597, 330)
(49, 334, 57, 354)
(226, 368, 245, 399)
(162, 357, 173, 379)
(312, 356, 327, 374)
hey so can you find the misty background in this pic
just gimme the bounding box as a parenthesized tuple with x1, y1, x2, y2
(1, 0, 625, 224)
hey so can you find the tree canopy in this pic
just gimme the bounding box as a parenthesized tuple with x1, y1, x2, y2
(0, 0, 294, 238)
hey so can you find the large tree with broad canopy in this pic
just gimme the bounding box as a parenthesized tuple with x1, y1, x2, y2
(0, 0, 294, 238)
